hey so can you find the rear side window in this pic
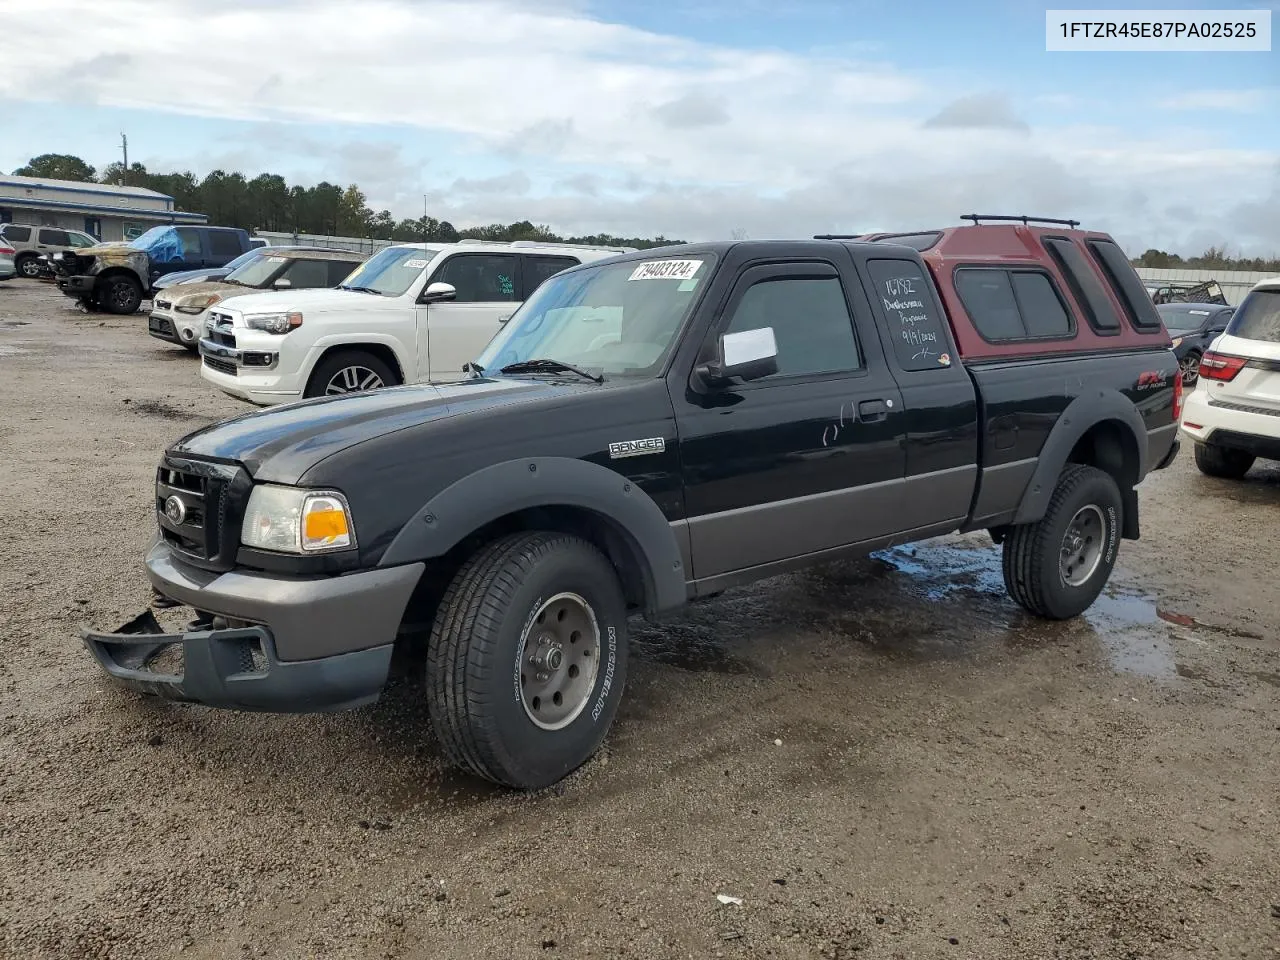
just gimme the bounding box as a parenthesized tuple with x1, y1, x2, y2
(327, 259, 360, 286)
(208, 230, 243, 258)
(3, 225, 31, 242)
(523, 255, 580, 296)
(1225, 290, 1280, 343)
(867, 258, 953, 370)
(1042, 237, 1120, 334)
(955, 268, 1073, 342)
(1087, 239, 1162, 331)
(39, 228, 70, 246)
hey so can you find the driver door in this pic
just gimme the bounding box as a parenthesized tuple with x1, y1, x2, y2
(422, 253, 520, 382)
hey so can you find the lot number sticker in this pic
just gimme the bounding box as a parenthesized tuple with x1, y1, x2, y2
(402, 259, 430, 269)
(628, 259, 702, 282)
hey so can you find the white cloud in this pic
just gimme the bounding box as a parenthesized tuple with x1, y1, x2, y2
(1157, 89, 1275, 112)
(1, 0, 1277, 254)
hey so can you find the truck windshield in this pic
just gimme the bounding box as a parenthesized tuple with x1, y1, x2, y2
(127, 226, 170, 250)
(475, 254, 715, 379)
(339, 246, 436, 296)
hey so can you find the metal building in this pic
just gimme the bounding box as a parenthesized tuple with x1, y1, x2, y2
(0, 174, 207, 243)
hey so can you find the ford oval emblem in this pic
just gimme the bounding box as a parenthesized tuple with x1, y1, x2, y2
(163, 495, 187, 525)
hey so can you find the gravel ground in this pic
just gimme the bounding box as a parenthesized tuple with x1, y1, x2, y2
(1, 279, 1278, 960)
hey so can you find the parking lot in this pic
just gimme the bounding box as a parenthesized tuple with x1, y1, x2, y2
(1, 277, 1278, 960)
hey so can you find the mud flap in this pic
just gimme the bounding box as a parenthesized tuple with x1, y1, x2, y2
(1122, 488, 1140, 540)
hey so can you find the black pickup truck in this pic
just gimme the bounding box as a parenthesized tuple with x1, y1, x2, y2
(83, 216, 1182, 789)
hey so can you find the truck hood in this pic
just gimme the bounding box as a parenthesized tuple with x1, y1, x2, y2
(168, 376, 578, 483)
(215, 287, 386, 316)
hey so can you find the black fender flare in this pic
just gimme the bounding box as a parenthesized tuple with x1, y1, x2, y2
(1013, 389, 1149, 526)
(378, 456, 687, 616)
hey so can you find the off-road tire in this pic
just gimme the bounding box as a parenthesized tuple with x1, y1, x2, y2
(304, 349, 400, 399)
(1001, 464, 1123, 620)
(1193, 442, 1254, 480)
(426, 531, 628, 789)
(15, 254, 42, 279)
(99, 275, 142, 314)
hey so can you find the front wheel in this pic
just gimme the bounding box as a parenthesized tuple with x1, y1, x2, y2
(304, 349, 400, 399)
(99, 275, 142, 314)
(1193, 442, 1254, 479)
(426, 532, 629, 789)
(1001, 465, 1123, 620)
(1179, 350, 1202, 386)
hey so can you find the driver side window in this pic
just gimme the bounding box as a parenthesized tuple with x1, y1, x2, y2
(723, 276, 861, 380)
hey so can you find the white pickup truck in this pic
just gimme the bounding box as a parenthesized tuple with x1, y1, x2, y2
(197, 239, 632, 405)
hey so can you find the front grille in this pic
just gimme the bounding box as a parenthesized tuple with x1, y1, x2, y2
(155, 457, 252, 572)
(207, 310, 237, 349)
(1208, 396, 1280, 418)
(203, 356, 237, 377)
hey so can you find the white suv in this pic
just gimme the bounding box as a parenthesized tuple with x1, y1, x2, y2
(198, 239, 631, 405)
(1180, 276, 1280, 479)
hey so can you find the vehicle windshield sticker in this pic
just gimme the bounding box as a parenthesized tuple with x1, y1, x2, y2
(628, 259, 702, 282)
(1189, 309, 1211, 315)
(498, 274, 514, 296)
(677, 278, 700, 292)
(402, 259, 429, 269)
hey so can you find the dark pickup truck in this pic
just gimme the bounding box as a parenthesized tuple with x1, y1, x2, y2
(82, 215, 1182, 790)
(49, 225, 255, 315)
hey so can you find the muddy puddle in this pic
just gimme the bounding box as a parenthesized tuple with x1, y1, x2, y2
(632, 536, 1230, 684)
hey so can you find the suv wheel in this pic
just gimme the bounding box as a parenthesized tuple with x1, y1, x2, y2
(1193, 442, 1254, 479)
(1001, 465, 1122, 620)
(16, 254, 42, 279)
(305, 349, 400, 399)
(426, 532, 628, 789)
(99, 275, 142, 314)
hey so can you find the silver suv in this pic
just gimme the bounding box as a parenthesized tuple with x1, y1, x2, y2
(0, 224, 99, 278)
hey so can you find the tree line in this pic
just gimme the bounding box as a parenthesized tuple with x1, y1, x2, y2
(10, 153, 681, 249)
(1133, 247, 1280, 274)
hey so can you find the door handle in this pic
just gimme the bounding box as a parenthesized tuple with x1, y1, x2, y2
(857, 399, 889, 422)
(498, 315, 511, 325)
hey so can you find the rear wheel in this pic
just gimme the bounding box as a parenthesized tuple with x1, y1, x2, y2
(99, 275, 142, 314)
(1002, 465, 1123, 620)
(425, 531, 628, 789)
(304, 349, 399, 399)
(1193, 442, 1254, 479)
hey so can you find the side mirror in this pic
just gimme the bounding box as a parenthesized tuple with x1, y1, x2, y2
(273, 277, 292, 289)
(421, 281, 457, 304)
(697, 327, 778, 387)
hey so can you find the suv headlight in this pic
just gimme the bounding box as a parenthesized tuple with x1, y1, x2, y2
(245, 311, 303, 334)
(241, 484, 356, 553)
(175, 293, 223, 314)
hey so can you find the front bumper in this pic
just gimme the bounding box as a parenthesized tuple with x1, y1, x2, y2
(81, 538, 424, 713)
(56, 274, 96, 299)
(199, 337, 299, 405)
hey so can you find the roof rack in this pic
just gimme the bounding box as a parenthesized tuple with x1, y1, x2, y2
(454, 238, 634, 253)
(813, 233, 865, 240)
(960, 214, 1081, 228)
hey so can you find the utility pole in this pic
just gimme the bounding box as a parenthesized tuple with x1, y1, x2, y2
(120, 133, 128, 184)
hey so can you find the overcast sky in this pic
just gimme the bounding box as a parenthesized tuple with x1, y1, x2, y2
(1, 0, 1278, 255)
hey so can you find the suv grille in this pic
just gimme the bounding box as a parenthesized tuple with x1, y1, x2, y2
(155, 456, 252, 572)
(208, 311, 237, 349)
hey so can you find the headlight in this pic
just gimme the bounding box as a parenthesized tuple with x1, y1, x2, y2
(175, 293, 223, 314)
(240, 484, 356, 554)
(245, 311, 303, 334)
(1171, 336, 1183, 348)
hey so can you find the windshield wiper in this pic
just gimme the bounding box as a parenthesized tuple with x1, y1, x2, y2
(499, 358, 604, 383)
(339, 285, 384, 295)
